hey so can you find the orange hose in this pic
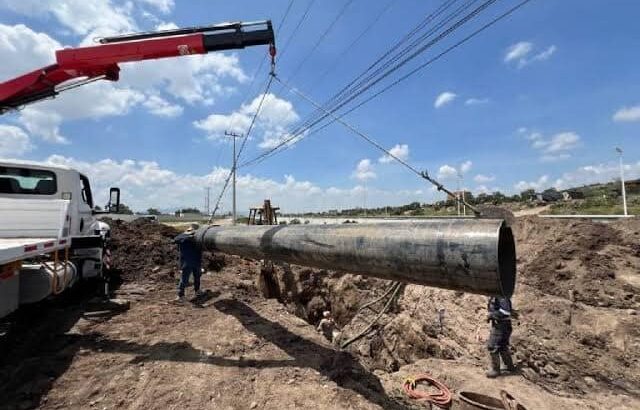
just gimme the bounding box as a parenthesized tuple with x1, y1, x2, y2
(403, 373, 452, 408)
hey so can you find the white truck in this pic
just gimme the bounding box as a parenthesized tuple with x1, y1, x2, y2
(0, 160, 120, 318)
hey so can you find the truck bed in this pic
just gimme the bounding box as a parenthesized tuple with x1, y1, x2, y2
(0, 198, 71, 265)
(0, 237, 69, 265)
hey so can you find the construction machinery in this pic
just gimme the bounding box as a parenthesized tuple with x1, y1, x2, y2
(0, 20, 275, 113)
(0, 21, 276, 318)
(0, 160, 121, 318)
(248, 200, 280, 225)
(0, 19, 517, 302)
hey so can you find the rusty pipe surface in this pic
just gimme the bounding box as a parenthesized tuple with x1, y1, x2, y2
(195, 219, 516, 296)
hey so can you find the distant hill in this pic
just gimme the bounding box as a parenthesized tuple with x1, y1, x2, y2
(285, 178, 640, 217)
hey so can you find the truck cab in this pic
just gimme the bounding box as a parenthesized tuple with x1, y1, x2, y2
(0, 160, 120, 318)
(0, 160, 113, 237)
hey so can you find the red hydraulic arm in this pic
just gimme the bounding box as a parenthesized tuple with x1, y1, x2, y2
(0, 21, 275, 114)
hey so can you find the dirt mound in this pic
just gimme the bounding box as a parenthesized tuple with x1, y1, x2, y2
(107, 219, 224, 283)
(514, 216, 640, 309)
(266, 216, 640, 400)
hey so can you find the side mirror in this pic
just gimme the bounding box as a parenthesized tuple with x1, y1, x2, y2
(108, 187, 120, 213)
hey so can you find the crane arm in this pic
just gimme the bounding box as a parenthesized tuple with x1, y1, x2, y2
(0, 20, 275, 114)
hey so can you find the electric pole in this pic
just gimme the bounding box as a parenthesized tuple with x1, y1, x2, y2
(205, 187, 210, 217)
(616, 147, 628, 216)
(225, 131, 242, 224)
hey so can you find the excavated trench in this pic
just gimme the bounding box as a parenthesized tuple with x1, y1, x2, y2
(108, 217, 640, 398)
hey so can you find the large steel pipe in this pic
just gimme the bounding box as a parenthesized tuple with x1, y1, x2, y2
(195, 219, 516, 296)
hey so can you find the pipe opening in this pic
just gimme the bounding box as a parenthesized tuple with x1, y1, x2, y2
(498, 224, 516, 297)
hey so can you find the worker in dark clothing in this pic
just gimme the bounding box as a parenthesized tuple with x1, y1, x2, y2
(486, 296, 516, 378)
(173, 223, 203, 303)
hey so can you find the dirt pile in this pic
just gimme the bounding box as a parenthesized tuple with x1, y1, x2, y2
(263, 216, 640, 399)
(107, 219, 224, 283)
(508, 216, 640, 394)
(515, 216, 639, 308)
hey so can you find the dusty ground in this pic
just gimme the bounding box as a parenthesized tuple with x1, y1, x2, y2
(0, 216, 638, 409)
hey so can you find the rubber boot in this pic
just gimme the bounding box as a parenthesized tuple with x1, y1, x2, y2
(485, 352, 501, 378)
(500, 350, 516, 372)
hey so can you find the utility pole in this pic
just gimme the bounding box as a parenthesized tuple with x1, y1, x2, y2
(225, 131, 242, 224)
(205, 187, 210, 217)
(456, 172, 462, 216)
(616, 147, 628, 216)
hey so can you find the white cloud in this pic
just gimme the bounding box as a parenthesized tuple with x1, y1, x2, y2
(137, 0, 175, 14)
(473, 174, 495, 183)
(19, 110, 67, 144)
(437, 161, 473, 180)
(0, 0, 136, 40)
(0, 22, 248, 143)
(15, 82, 145, 143)
(613, 105, 640, 122)
(504, 41, 533, 63)
(540, 153, 571, 162)
(352, 159, 376, 182)
(554, 161, 640, 190)
(504, 41, 556, 68)
(258, 131, 303, 150)
(475, 185, 491, 194)
(545, 132, 580, 153)
(532, 45, 556, 62)
(37, 155, 428, 212)
(434, 91, 457, 108)
(194, 93, 300, 148)
(437, 164, 458, 179)
(0, 23, 61, 80)
(142, 95, 183, 117)
(465, 98, 489, 106)
(0, 125, 33, 157)
(120, 52, 248, 105)
(514, 175, 550, 192)
(521, 130, 580, 161)
(379, 144, 409, 163)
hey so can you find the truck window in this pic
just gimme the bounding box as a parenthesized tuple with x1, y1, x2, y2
(79, 174, 94, 208)
(0, 166, 57, 195)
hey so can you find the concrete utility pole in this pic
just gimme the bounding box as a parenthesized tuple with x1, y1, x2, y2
(616, 147, 628, 216)
(456, 172, 462, 216)
(205, 187, 210, 216)
(225, 131, 242, 225)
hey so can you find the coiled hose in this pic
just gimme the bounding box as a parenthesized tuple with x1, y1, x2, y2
(403, 373, 452, 408)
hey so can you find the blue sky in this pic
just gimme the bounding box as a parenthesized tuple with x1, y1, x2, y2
(0, 0, 639, 213)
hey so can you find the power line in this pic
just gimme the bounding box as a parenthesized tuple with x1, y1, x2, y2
(284, 0, 355, 83)
(311, 0, 397, 88)
(277, 0, 317, 62)
(241, 0, 295, 105)
(270, 0, 469, 150)
(240, 0, 507, 168)
(273, 74, 480, 214)
(208, 75, 275, 221)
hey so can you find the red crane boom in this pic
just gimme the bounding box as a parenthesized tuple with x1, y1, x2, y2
(0, 20, 275, 114)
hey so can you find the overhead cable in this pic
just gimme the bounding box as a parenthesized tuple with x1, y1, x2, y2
(240, 0, 532, 169)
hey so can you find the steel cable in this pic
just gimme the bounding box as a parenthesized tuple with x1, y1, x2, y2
(208, 74, 275, 221)
(240, 0, 532, 171)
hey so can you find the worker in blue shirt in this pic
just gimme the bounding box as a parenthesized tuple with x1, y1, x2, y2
(173, 224, 203, 303)
(486, 296, 517, 377)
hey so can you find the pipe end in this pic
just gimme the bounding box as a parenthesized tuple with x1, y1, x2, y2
(498, 224, 517, 297)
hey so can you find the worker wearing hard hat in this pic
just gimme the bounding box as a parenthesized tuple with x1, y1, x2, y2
(173, 223, 204, 303)
(317, 311, 341, 344)
(486, 296, 517, 377)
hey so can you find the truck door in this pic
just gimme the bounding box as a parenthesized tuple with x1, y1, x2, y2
(78, 174, 94, 235)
